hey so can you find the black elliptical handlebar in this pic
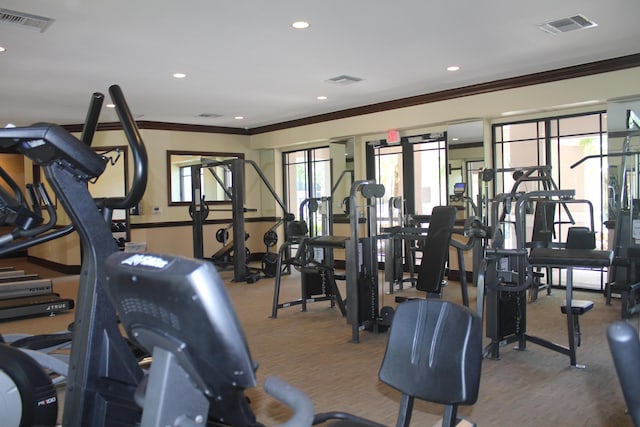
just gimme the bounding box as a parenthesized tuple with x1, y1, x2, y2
(93, 85, 148, 218)
(80, 92, 104, 146)
(105, 85, 147, 210)
(0, 84, 146, 256)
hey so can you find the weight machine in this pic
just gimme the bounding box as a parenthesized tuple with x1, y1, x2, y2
(479, 184, 611, 368)
(271, 170, 356, 319)
(271, 179, 386, 343)
(477, 165, 580, 298)
(190, 157, 294, 283)
(271, 196, 347, 319)
(381, 196, 418, 294)
(345, 180, 386, 343)
(572, 108, 640, 318)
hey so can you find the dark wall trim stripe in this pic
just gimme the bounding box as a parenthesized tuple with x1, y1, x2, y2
(130, 216, 281, 229)
(249, 53, 640, 134)
(63, 120, 250, 135)
(450, 142, 484, 150)
(61, 54, 640, 136)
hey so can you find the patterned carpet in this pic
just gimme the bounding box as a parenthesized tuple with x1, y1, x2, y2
(228, 269, 634, 427)
(0, 257, 635, 426)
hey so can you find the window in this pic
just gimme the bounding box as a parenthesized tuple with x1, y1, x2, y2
(367, 134, 448, 263)
(283, 146, 332, 218)
(368, 134, 448, 221)
(413, 139, 448, 215)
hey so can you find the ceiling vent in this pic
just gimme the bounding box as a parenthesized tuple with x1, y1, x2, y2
(326, 75, 363, 85)
(197, 113, 223, 119)
(538, 14, 597, 35)
(0, 8, 55, 32)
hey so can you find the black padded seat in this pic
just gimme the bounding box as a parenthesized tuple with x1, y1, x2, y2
(561, 299, 594, 315)
(529, 247, 612, 268)
(307, 235, 348, 248)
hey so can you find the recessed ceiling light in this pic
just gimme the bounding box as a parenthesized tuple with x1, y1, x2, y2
(0, 47, 6, 53)
(447, 65, 461, 72)
(172, 72, 187, 79)
(234, 116, 244, 120)
(106, 103, 115, 108)
(317, 96, 327, 100)
(291, 21, 310, 29)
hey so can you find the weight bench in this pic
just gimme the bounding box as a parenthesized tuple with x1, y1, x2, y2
(528, 247, 612, 367)
(271, 221, 347, 319)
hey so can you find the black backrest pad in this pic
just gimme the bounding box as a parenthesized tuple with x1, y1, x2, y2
(416, 206, 457, 293)
(379, 299, 482, 405)
(531, 200, 556, 245)
(104, 252, 257, 395)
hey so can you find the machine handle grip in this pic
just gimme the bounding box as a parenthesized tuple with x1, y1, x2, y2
(263, 376, 314, 427)
(80, 92, 104, 146)
(102, 84, 148, 210)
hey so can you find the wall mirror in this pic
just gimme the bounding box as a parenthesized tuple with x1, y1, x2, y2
(447, 121, 483, 150)
(29, 146, 128, 219)
(167, 150, 244, 206)
(28, 145, 129, 234)
(447, 121, 484, 215)
(90, 146, 128, 220)
(330, 137, 354, 215)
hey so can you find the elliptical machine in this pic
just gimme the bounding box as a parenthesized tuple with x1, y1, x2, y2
(0, 85, 311, 427)
(0, 85, 148, 427)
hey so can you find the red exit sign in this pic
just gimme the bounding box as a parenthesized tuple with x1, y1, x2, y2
(386, 129, 400, 144)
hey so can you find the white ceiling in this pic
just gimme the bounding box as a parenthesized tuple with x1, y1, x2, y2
(1, 0, 639, 130)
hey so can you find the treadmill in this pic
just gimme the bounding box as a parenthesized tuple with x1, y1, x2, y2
(0, 178, 75, 320)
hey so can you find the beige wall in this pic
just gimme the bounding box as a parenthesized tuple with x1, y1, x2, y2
(0, 154, 26, 194)
(250, 67, 640, 150)
(19, 66, 640, 267)
(28, 129, 260, 265)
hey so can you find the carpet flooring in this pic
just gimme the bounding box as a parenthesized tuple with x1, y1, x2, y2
(0, 257, 635, 426)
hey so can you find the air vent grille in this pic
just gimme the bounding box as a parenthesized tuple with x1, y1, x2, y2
(0, 8, 55, 33)
(197, 113, 223, 119)
(326, 75, 363, 85)
(539, 14, 597, 35)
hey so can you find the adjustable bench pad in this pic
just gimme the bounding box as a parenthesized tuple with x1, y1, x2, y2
(529, 248, 612, 268)
(561, 299, 594, 315)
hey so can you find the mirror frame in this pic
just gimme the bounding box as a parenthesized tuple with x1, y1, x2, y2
(166, 150, 245, 207)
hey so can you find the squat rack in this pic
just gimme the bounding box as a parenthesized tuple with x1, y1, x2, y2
(190, 157, 292, 282)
